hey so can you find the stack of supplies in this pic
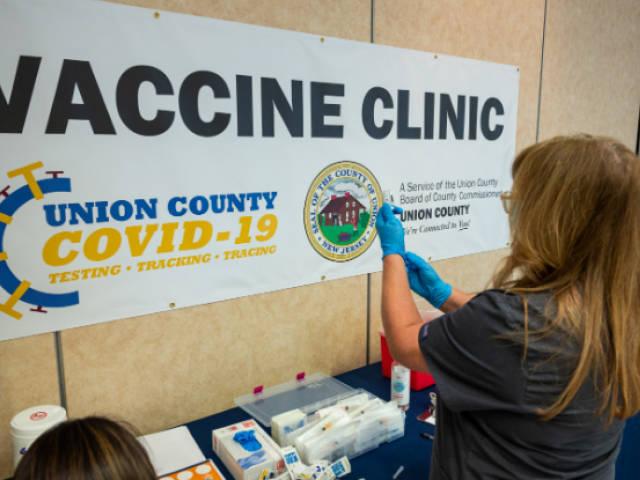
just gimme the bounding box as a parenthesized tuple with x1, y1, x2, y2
(220, 375, 406, 480)
(286, 396, 405, 465)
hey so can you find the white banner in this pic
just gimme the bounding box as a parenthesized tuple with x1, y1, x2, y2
(0, 0, 518, 341)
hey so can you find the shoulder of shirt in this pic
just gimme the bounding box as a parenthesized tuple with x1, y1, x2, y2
(428, 290, 526, 344)
(428, 290, 518, 333)
(469, 289, 554, 329)
(470, 289, 522, 310)
(473, 289, 552, 308)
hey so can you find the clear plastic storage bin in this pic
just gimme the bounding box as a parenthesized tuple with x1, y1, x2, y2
(233, 373, 406, 466)
(234, 373, 355, 426)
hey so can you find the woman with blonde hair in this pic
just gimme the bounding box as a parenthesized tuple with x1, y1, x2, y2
(376, 134, 640, 479)
(14, 416, 156, 480)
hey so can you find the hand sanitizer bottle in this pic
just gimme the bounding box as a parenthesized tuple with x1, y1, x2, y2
(391, 360, 410, 411)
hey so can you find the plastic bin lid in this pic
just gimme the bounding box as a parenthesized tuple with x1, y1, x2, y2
(235, 373, 355, 426)
(11, 405, 67, 437)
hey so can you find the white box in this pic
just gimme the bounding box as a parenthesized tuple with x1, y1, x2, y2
(213, 420, 287, 480)
(271, 409, 306, 446)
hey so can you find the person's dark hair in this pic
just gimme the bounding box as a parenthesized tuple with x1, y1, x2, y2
(14, 416, 156, 480)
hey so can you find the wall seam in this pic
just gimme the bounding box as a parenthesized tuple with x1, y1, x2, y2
(366, 274, 371, 365)
(535, 0, 549, 143)
(635, 105, 640, 155)
(366, 0, 375, 366)
(370, 0, 375, 44)
(54, 331, 68, 410)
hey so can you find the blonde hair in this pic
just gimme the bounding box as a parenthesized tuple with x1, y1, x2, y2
(493, 134, 640, 425)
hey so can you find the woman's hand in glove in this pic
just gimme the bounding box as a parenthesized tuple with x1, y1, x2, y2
(405, 251, 452, 308)
(376, 203, 405, 259)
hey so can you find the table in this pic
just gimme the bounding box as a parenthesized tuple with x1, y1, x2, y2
(185, 363, 640, 480)
(188, 364, 435, 480)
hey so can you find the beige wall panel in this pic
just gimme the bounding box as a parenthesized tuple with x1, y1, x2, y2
(51, 0, 372, 438)
(62, 275, 367, 435)
(101, 0, 371, 42)
(370, 1, 540, 360)
(375, 0, 545, 153)
(538, 0, 640, 149)
(0, 334, 60, 479)
(369, 248, 509, 363)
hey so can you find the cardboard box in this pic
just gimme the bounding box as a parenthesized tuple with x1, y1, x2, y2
(213, 420, 287, 480)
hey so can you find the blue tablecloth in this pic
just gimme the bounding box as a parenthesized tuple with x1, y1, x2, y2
(185, 363, 640, 480)
(4, 363, 636, 480)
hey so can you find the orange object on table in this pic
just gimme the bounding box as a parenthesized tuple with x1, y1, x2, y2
(160, 460, 226, 480)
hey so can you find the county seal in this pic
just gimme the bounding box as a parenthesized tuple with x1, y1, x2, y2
(304, 162, 382, 262)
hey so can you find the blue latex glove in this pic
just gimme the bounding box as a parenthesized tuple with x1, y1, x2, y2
(233, 430, 262, 452)
(405, 251, 452, 308)
(376, 203, 405, 259)
(237, 450, 266, 470)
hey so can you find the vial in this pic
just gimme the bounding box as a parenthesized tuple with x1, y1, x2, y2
(391, 360, 410, 411)
(382, 190, 395, 207)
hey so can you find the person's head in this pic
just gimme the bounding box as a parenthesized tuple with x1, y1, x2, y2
(14, 416, 156, 480)
(494, 134, 640, 424)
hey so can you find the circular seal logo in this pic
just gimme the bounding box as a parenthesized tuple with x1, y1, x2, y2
(304, 162, 382, 262)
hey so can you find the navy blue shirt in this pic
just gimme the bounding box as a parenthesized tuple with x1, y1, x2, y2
(420, 290, 624, 479)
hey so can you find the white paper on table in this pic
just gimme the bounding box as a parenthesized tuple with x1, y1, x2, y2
(139, 426, 206, 476)
(425, 415, 436, 426)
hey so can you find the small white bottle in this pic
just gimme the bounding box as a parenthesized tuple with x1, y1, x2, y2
(382, 190, 395, 207)
(390, 361, 410, 411)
